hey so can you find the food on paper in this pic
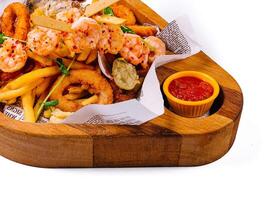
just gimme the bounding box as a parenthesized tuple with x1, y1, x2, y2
(111, 4, 136, 25)
(126, 25, 158, 37)
(0, 0, 167, 123)
(163, 71, 220, 118)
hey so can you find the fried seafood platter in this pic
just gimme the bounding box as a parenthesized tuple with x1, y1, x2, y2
(0, 0, 243, 168)
(0, 0, 166, 123)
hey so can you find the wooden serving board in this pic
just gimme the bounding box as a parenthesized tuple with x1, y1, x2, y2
(0, 0, 243, 168)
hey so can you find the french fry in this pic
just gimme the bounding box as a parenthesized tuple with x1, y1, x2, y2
(127, 25, 158, 37)
(50, 54, 95, 70)
(5, 67, 59, 90)
(35, 78, 52, 97)
(6, 98, 17, 105)
(43, 109, 52, 119)
(21, 91, 35, 123)
(63, 39, 76, 58)
(27, 50, 53, 66)
(86, 49, 98, 64)
(1, 98, 17, 105)
(64, 92, 87, 101)
(80, 95, 99, 106)
(68, 86, 84, 94)
(32, 16, 73, 32)
(94, 15, 126, 25)
(0, 80, 43, 101)
(85, 0, 120, 17)
(77, 48, 92, 62)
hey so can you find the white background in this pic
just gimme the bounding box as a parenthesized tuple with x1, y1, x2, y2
(0, 0, 269, 199)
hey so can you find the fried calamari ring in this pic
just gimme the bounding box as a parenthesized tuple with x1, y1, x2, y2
(50, 69, 113, 112)
(1, 2, 30, 40)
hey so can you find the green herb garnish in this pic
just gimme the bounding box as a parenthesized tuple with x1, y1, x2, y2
(36, 57, 76, 119)
(0, 33, 8, 44)
(56, 58, 69, 76)
(120, 25, 135, 34)
(103, 7, 114, 16)
(44, 100, 59, 110)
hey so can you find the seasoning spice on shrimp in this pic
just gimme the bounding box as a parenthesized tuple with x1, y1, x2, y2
(0, 0, 167, 123)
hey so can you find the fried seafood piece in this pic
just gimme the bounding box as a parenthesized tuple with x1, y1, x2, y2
(27, 27, 60, 56)
(144, 36, 166, 63)
(127, 25, 158, 37)
(1, 2, 30, 40)
(0, 38, 28, 73)
(98, 24, 124, 55)
(56, 8, 82, 24)
(111, 4, 136, 25)
(120, 33, 150, 69)
(62, 17, 101, 54)
(50, 69, 113, 112)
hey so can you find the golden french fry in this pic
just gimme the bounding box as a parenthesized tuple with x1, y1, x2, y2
(68, 86, 84, 94)
(22, 91, 35, 123)
(94, 15, 126, 25)
(50, 54, 95, 70)
(86, 49, 98, 64)
(35, 78, 52, 97)
(5, 67, 59, 90)
(64, 91, 88, 100)
(77, 48, 92, 62)
(80, 95, 99, 106)
(127, 25, 157, 37)
(2, 98, 17, 105)
(43, 109, 52, 119)
(27, 50, 53, 66)
(85, 0, 120, 17)
(32, 15, 73, 32)
(0, 80, 43, 101)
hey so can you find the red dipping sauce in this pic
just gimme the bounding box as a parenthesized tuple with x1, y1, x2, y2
(168, 77, 214, 101)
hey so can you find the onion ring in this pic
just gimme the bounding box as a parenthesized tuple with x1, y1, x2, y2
(1, 2, 30, 40)
(50, 69, 113, 112)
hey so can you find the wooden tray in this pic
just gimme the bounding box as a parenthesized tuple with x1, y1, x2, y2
(0, 0, 243, 168)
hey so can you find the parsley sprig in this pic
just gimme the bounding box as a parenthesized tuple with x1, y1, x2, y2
(103, 7, 114, 16)
(56, 58, 69, 76)
(36, 57, 76, 119)
(120, 25, 135, 34)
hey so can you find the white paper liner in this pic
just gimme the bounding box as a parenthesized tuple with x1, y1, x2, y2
(1, 0, 201, 125)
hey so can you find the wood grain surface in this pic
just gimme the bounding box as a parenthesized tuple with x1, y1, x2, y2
(0, 0, 243, 168)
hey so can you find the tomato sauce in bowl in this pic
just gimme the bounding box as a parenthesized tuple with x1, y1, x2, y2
(168, 77, 214, 102)
(163, 71, 220, 118)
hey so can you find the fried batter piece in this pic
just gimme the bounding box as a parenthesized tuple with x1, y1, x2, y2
(1, 2, 30, 40)
(111, 4, 136, 25)
(50, 69, 113, 112)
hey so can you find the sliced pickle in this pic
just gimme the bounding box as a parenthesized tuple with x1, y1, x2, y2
(112, 58, 140, 91)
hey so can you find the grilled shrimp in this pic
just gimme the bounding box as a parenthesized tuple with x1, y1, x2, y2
(120, 33, 150, 69)
(0, 38, 28, 73)
(98, 24, 124, 55)
(144, 36, 166, 63)
(27, 27, 60, 56)
(62, 17, 101, 54)
(56, 8, 82, 24)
